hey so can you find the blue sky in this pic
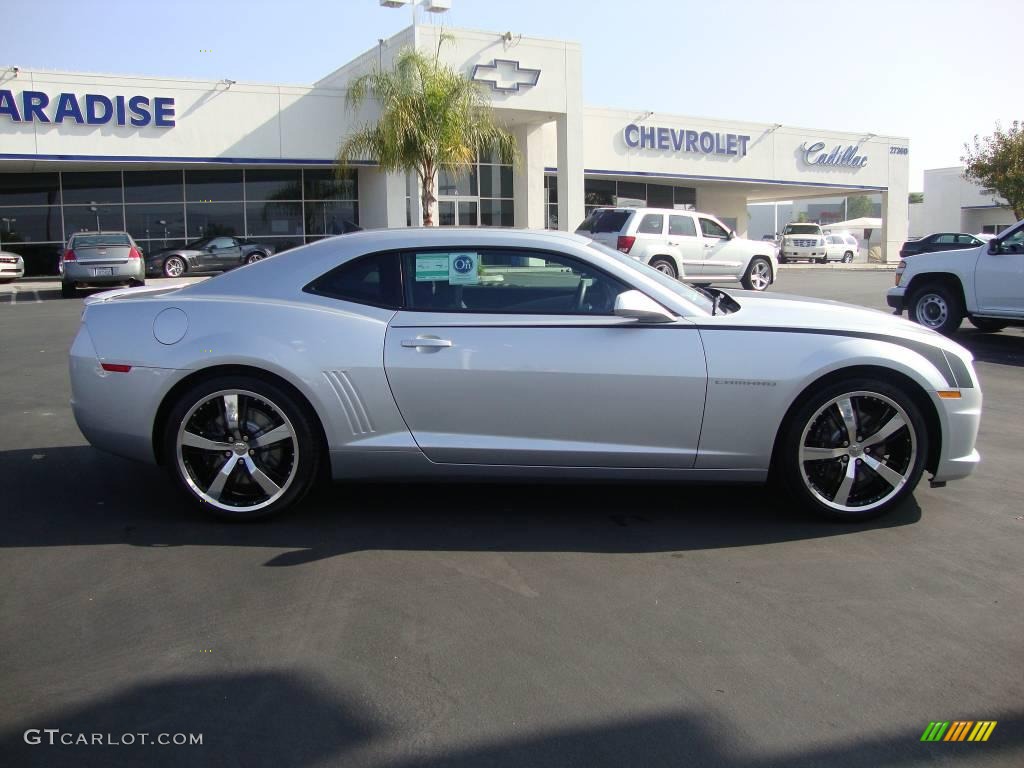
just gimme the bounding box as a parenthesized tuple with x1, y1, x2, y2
(4, 0, 1018, 189)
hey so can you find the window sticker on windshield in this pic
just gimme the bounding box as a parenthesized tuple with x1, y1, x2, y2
(415, 254, 450, 282)
(447, 252, 480, 285)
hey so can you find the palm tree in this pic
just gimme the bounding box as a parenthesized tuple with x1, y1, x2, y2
(337, 47, 517, 226)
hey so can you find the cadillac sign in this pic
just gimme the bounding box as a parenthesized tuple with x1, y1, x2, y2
(800, 141, 868, 168)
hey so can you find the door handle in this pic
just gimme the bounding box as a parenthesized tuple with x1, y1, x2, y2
(704, 243, 715, 248)
(401, 337, 453, 349)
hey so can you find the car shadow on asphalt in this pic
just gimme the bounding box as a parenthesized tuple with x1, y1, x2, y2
(953, 328, 1024, 368)
(2, 446, 921, 566)
(0, 670, 1020, 768)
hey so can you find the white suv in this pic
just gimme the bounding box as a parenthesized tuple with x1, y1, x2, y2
(575, 207, 777, 291)
(778, 222, 827, 263)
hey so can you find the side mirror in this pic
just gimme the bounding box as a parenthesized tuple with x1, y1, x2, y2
(614, 289, 676, 323)
(208, 244, 218, 251)
(988, 240, 1000, 255)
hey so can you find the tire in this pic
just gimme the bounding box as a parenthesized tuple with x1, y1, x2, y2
(244, 251, 267, 265)
(842, 252, 854, 263)
(162, 375, 322, 521)
(648, 256, 678, 279)
(61, 280, 76, 298)
(741, 257, 772, 291)
(818, 257, 828, 264)
(778, 256, 789, 264)
(129, 278, 146, 288)
(969, 317, 1009, 332)
(778, 377, 928, 521)
(163, 256, 187, 278)
(909, 283, 963, 335)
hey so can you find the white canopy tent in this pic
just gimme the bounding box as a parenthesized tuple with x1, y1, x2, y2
(823, 217, 883, 231)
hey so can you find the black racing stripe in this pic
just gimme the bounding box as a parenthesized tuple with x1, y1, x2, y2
(696, 325, 966, 388)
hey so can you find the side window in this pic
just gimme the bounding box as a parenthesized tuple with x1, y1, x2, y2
(699, 218, 729, 239)
(997, 228, 1024, 253)
(956, 235, 978, 245)
(403, 249, 627, 316)
(636, 214, 664, 235)
(935, 234, 957, 244)
(304, 252, 403, 309)
(210, 237, 236, 249)
(668, 215, 697, 237)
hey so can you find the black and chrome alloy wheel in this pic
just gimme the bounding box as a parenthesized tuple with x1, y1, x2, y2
(781, 379, 927, 520)
(165, 377, 320, 519)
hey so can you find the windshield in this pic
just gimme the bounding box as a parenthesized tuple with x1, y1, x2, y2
(587, 241, 715, 314)
(784, 224, 821, 235)
(71, 233, 131, 248)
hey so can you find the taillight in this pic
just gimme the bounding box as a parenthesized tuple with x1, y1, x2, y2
(128, 247, 141, 259)
(63, 249, 77, 262)
(616, 235, 636, 254)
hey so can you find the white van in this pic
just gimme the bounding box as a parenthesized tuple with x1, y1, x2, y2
(575, 207, 777, 291)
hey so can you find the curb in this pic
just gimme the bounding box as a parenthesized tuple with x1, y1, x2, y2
(778, 264, 896, 272)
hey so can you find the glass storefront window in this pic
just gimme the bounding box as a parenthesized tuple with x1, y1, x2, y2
(185, 170, 243, 203)
(124, 203, 186, 244)
(480, 199, 512, 227)
(616, 181, 646, 207)
(674, 186, 696, 209)
(647, 184, 674, 209)
(185, 202, 244, 237)
(0, 206, 63, 244)
(0, 173, 61, 206)
(304, 201, 358, 237)
(479, 165, 512, 198)
(61, 171, 123, 205)
(124, 170, 184, 203)
(584, 179, 615, 208)
(303, 169, 358, 201)
(63, 204, 124, 237)
(438, 166, 478, 197)
(246, 169, 302, 203)
(247, 201, 303, 237)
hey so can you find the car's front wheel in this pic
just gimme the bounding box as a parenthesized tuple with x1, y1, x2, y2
(60, 281, 76, 298)
(741, 257, 772, 290)
(245, 252, 267, 265)
(162, 375, 321, 520)
(842, 252, 854, 263)
(163, 256, 187, 278)
(649, 256, 678, 279)
(909, 283, 962, 335)
(778, 378, 928, 521)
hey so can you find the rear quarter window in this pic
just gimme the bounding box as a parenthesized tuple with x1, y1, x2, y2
(636, 214, 664, 235)
(304, 252, 403, 309)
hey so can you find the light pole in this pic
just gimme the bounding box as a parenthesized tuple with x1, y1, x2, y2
(89, 202, 100, 232)
(379, 0, 451, 26)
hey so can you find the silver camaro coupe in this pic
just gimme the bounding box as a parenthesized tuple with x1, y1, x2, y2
(69, 228, 981, 521)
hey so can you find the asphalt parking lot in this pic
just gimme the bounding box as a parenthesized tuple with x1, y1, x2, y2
(1, 271, 1022, 767)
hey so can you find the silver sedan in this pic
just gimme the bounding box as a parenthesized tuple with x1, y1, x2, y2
(69, 228, 981, 521)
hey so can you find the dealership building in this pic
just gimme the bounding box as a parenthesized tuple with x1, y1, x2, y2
(0, 23, 910, 274)
(911, 167, 1015, 239)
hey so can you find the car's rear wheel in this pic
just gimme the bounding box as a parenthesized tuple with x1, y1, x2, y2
(818, 257, 828, 264)
(779, 378, 927, 521)
(649, 256, 678, 279)
(163, 376, 321, 520)
(909, 283, 962, 335)
(741, 257, 772, 290)
(842, 252, 854, 263)
(60, 280, 76, 298)
(163, 256, 186, 278)
(969, 317, 1008, 332)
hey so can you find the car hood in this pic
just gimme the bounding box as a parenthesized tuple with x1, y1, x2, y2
(719, 291, 969, 355)
(901, 245, 981, 268)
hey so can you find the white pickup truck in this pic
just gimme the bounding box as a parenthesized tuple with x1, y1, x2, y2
(887, 219, 1024, 334)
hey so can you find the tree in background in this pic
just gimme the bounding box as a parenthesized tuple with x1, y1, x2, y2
(846, 195, 874, 219)
(962, 121, 1024, 221)
(337, 47, 517, 226)
(908, 192, 924, 204)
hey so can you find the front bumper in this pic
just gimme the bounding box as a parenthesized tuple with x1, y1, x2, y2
(64, 260, 145, 285)
(780, 246, 825, 259)
(931, 381, 982, 483)
(0, 264, 24, 279)
(886, 287, 905, 313)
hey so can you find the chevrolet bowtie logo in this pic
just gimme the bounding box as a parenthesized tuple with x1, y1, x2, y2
(470, 59, 541, 93)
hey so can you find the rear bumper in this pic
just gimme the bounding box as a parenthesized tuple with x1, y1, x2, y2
(69, 324, 182, 464)
(64, 261, 145, 284)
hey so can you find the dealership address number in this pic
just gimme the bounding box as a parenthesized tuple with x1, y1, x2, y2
(890, 147, 909, 155)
